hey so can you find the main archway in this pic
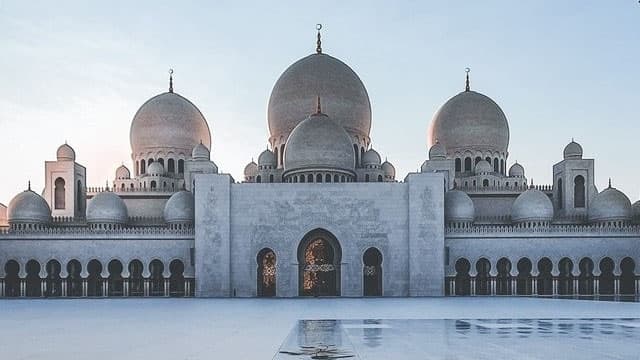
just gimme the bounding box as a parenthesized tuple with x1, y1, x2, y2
(298, 229, 342, 297)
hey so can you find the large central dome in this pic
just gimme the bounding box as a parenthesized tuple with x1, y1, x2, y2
(268, 53, 372, 142)
(130, 91, 211, 158)
(428, 90, 510, 155)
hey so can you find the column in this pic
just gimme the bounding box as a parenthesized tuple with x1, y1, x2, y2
(0, 280, 4, 297)
(104, 281, 109, 297)
(573, 279, 579, 298)
(62, 281, 67, 297)
(511, 278, 517, 296)
(82, 279, 88, 297)
(490, 278, 496, 296)
(124, 279, 129, 297)
(164, 279, 170, 297)
(470, 278, 476, 296)
(594, 277, 600, 300)
(144, 279, 149, 297)
(614, 278, 620, 300)
(41, 279, 46, 297)
(20, 279, 25, 297)
(552, 277, 558, 297)
(532, 279, 537, 295)
(185, 280, 191, 297)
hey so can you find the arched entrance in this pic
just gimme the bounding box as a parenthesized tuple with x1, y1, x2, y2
(363, 247, 382, 296)
(298, 229, 342, 296)
(257, 248, 276, 297)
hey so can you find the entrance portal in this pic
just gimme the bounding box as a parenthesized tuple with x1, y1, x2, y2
(298, 229, 341, 296)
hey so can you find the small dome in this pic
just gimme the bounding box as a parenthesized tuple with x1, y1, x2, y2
(164, 191, 194, 224)
(56, 143, 76, 161)
(115, 165, 131, 180)
(244, 161, 258, 178)
(511, 188, 554, 223)
(86, 192, 128, 225)
(268, 53, 371, 141)
(7, 189, 51, 225)
(428, 140, 446, 160)
(362, 148, 381, 166)
(428, 90, 509, 155)
(475, 160, 492, 174)
(509, 162, 525, 177)
(147, 162, 165, 176)
(589, 185, 632, 223)
(284, 112, 355, 173)
(632, 201, 640, 223)
(258, 149, 276, 167)
(382, 160, 395, 178)
(563, 140, 583, 160)
(192, 142, 210, 160)
(445, 190, 475, 223)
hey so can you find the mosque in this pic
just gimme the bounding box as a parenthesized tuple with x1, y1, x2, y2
(0, 27, 638, 299)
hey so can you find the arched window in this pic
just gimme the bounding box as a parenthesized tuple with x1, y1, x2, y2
(537, 258, 553, 296)
(363, 248, 383, 296)
(121, 183, 125, 190)
(269, 174, 274, 183)
(493, 158, 499, 173)
(307, 174, 313, 183)
(500, 159, 505, 174)
(354, 144, 359, 167)
(135, 160, 139, 176)
(316, 174, 322, 183)
(482, 179, 489, 187)
(274, 147, 279, 168)
(4, 260, 20, 297)
(128, 260, 144, 297)
(360, 147, 365, 167)
(256, 175, 262, 183)
(341, 176, 345, 183)
(455, 158, 462, 172)
(157, 158, 164, 167)
(87, 260, 103, 297)
(25, 260, 42, 297)
(149, 260, 164, 296)
(599, 257, 615, 298)
(557, 178, 563, 209)
(496, 258, 512, 295)
(578, 257, 594, 296)
(516, 258, 532, 295)
(107, 260, 124, 296)
(485, 156, 491, 164)
(140, 159, 146, 174)
(454, 258, 471, 296)
(148, 158, 154, 165)
(66, 260, 82, 297)
(45, 260, 62, 297)
(574, 175, 585, 208)
(76, 180, 83, 213)
(54, 178, 65, 209)
(257, 249, 276, 297)
(620, 257, 636, 297)
(365, 174, 370, 182)
(167, 159, 175, 173)
(280, 144, 285, 167)
(169, 260, 186, 297)
(334, 174, 339, 182)
(558, 258, 573, 296)
(325, 174, 331, 182)
(475, 258, 491, 295)
(378, 175, 383, 182)
(178, 159, 185, 174)
(150, 181, 157, 189)
(474, 157, 482, 165)
(464, 158, 472, 172)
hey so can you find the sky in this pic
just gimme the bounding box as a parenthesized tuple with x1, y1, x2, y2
(0, 0, 638, 204)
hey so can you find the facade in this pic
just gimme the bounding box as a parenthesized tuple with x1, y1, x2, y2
(0, 30, 639, 299)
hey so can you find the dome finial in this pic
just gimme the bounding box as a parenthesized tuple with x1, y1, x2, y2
(608, 178, 612, 188)
(316, 95, 322, 114)
(27, 180, 31, 191)
(316, 24, 323, 54)
(168, 68, 174, 93)
(465, 67, 471, 92)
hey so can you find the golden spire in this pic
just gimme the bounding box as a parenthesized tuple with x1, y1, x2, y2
(465, 67, 471, 92)
(316, 24, 323, 54)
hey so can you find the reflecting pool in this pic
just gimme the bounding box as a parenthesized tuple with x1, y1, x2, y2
(275, 318, 640, 359)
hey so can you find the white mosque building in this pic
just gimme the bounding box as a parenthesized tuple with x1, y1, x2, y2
(0, 28, 638, 299)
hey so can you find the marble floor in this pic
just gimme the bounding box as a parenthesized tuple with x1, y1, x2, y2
(0, 297, 638, 359)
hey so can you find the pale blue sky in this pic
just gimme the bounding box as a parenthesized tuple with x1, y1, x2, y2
(0, 1, 638, 204)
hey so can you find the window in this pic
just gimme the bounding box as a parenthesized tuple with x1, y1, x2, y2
(334, 174, 339, 182)
(316, 174, 322, 183)
(475, 157, 482, 165)
(307, 174, 313, 183)
(464, 158, 472, 172)
(482, 179, 489, 187)
(493, 158, 499, 172)
(455, 158, 461, 172)
(178, 159, 185, 174)
(500, 159, 505, 175)
(54, 178, 65, 209)
(558, 178, 563, 209)
(574, 175, 585, 208)
(256, 175, 262, 183)
(378, 175, 383, 182)
(353, 144, 359, 167)
(158, 158, 164, 167)
(167, 159, 175, 173)
(325, 174, 331, 182)
(140, 159, 146, 174)
(274, 148, 279, 168)
(365, 174, 370, 182)
(269, 174, 274, 183)
(150, 181, 157, 189)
